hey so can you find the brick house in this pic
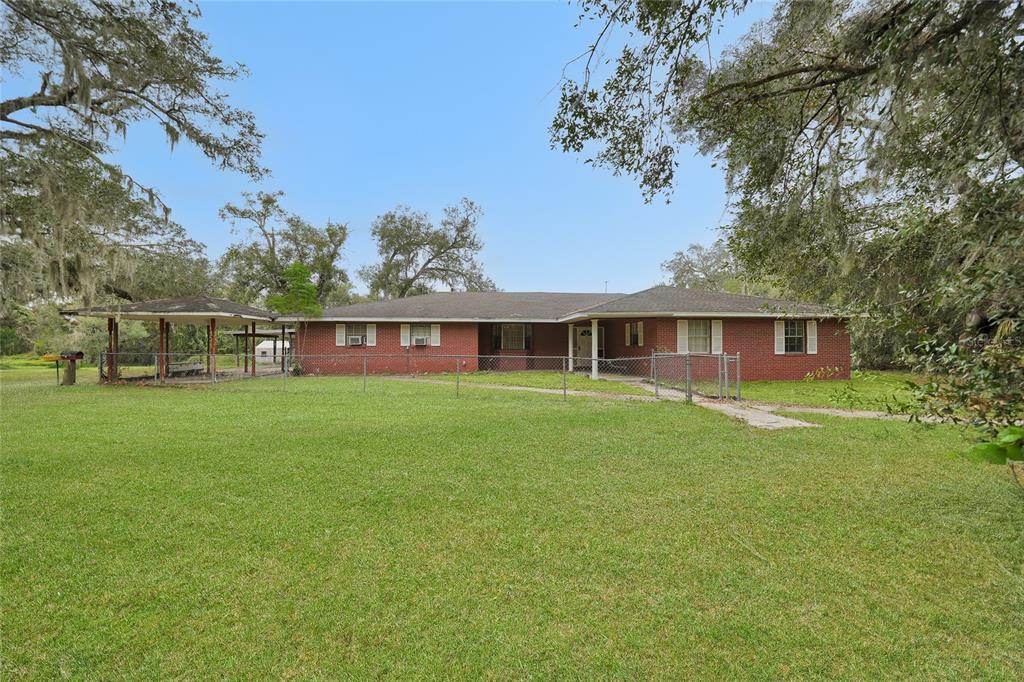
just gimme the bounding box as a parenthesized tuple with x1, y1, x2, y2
(282, 286, 850, 381)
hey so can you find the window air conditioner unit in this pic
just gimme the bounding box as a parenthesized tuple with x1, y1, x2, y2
(412, 336, 429, 346)
(348, 336, 363, 346)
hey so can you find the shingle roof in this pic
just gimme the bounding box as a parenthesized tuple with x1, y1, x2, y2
(575, 285, 830, 316)
(309, 292, 624, 321)
(302, 286, 834, 321)
(64, 296, 274, 320)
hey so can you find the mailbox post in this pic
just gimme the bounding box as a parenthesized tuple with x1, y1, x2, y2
(42, 351, 85, 386)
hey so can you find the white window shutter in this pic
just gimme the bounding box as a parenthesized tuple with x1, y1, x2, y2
(335, 323, 346, 346)
(676, 320, 688, 353)
(400, 324, 410, 347)
(430, 324, 441, 346)
(366, 323, 377, 347)
(637, 321, 644, 347)
(711, 320, 723, 354)
(806, 320, 818, 355)
(624, 324, 631, 346)
(774, 320, 785, 355)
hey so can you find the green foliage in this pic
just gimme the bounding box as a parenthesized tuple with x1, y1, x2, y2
(555, 0, 1023, 432)
(0, 0, 264, 308)
(961, 427, 1024, 465)
(267, 263, 322, 317)
(359, 198, 496, 299)
(661, 238, 776, 295)
(218, 191, 351, 306)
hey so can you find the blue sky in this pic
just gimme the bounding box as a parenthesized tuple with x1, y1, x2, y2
(103, 1, 772, 294)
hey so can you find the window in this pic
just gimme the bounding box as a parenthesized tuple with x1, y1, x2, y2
(627, 321, 643, 347)
(410, 324, 431, 341)
(784, 319, 805, 353)
(348, 323, 367, 342)
(492, 323, 532, 351)
(688, 319, 710, 353)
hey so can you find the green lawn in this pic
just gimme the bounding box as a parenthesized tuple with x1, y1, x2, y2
(741, 370, 920, 412)
(2, 366, 1022, 679)
(429, 369, 650, 395)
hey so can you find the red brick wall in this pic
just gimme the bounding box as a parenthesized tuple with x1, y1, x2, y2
(294, 321, 478, 374)
(657, 317, 849, 381)
(293, 317, 850, 380)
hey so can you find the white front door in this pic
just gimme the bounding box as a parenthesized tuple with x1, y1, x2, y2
(575, 327, 593, 359)
(575, 326, 603, 359)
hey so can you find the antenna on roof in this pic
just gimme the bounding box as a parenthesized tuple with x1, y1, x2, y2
(604, 281, 608, 293)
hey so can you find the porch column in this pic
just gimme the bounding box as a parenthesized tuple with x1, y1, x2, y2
(210, 318, 217, 377)
(272, 338, 277, 364)
(243, 331, 249, 373)
(250, 321, 256, 376)
(205, 324, 211, 374)
(591, 318, 599, 380)
(567, 324, 574, 372)
(106, 317, 114, 382)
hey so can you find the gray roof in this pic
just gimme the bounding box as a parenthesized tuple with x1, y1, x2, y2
(313, 291, 624, 321)
(576, 285, 830, 317)
(64, 296, 274, 321)
(305, 286, 833, 321)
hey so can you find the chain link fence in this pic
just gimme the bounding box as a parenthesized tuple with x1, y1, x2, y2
(98, 351, 741, 400)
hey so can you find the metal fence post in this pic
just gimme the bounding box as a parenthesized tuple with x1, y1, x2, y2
(562, 356, 567, 400)
(723, 353, 729, 400)
(283, 352, 288, 390)
(685, 353, 692, 402)
(363, 355, 368, 392)
(455, 357, 460, 397)
(653, 352, 659, 398)
(736, 352, 741, 400)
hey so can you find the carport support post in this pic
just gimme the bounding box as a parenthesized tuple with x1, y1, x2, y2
(210, 318, 217, 381)
(112, 319, 119, 379)
(243, 331, 249, 373)
(250, 321, 256, 377)
(158, 317, 166, 382)
(590, 318, 599, 380)
(205, 324, 211, 375)
(106, 317, 114, 382)
(280, 325, 286, 373)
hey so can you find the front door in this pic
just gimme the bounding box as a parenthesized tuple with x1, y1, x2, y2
(574, 326, 603, 359)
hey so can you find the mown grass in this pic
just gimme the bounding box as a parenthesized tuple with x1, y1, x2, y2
(2, 367, 1022, 679)
(429, 369, 649, 395)
(741, 370, 920, 411)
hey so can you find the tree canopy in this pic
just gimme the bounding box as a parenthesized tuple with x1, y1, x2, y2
(359, 199, 495, 299)
(661, 239, 772, 296)
(0, 0, 264, 308)
(555, 0, 1023, 431)
(267, 263, 322, 317)
(218, 191, 352, 307)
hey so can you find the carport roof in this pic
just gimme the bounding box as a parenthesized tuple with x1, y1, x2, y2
(62, 296, 274, 324)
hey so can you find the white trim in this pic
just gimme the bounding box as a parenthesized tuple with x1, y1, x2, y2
(774, 320, 785, 355)
(807, 320, 818, 354)
(366, 323, 377, 347)
(676, 320, 688, 353)
(637, 320, 643, 347)
(590, 319, 599, 380)
(711, 320, 723, 354)
(335, 323, 346, 347)
(400, 324, 410, 347)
